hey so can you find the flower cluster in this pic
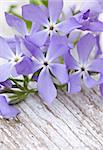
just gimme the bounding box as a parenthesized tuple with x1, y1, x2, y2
(1, 0, 103, 119)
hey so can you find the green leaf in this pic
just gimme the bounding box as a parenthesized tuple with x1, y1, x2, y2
(30, 0, 48, 6)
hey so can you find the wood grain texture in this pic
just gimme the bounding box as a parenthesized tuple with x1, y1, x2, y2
(0, 87, 103, 150)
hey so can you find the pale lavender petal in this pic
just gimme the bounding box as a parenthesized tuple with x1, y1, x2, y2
(0, 96, 20, 119)
(0, 80, 12, 88)
(50, 63, 68, 84)
(48, 0, 63, 23)
(100, 83, 103, 96)
(83, 72, 98, 88)
(68, 72, 81, 93)
(0, 37, 14, 59)
(31, 60, 42, 73)
(6, 37, 16, 50)
(39, 5, 49, 17)
(15, 57, 34, 75)
(20, 38, 33, 57)
(26, 29, 49, 47)
(38, 68, 57, 103)
(22, 4, 48, 26)
(15, 36, 22, 56)
(88, 21, 103, 32)
(77, 33, 96, 63)
(88, 58, 103, 73)
(29, 23, 40, 35)
(46, 35, 68, 61)
(64, 51, 78, 70)
(0, 63, 12, 82)
(57, 17, 82, 34)
(11, 66, 19, 77)
(5, 12, 27, 35)
(95, 35, 102, 56)
(23, 38, 44, 60)
(99, 74, 103, 84)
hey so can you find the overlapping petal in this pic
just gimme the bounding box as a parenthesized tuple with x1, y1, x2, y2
(0, 63, 12, 82)
(100, 83, 103, 96)
(26, 29, 49, 47)
(50, 63, 68, 84)
(23, 38, 44, 60)
(0, 80, 12, 89)
(68, 72, 81, 93)
(0, 37, 15, 60)
(77, 33, 96, 63)
(83, 72, 98, 88)
(5, 13, 27, 35)
(46, 35, 68, 61)
(15, 57, 34, 75)
(88, 21, 103, 32)
(88, 58, 103, 73)
(22, 4, 48, 26)
(64, 51, 78, 70)
(57, 17, 82, 34)
(0, 96, 20, 119)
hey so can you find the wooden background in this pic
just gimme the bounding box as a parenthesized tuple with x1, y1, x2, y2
(0, 87, 103, 150)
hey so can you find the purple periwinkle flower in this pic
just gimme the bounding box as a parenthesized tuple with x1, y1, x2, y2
(0, 95, 20, 119)
(0, 36, 34, 82)
(1, 0, 103, 114)
(22, 0, 81, 46)
(75, 9, 103, 32)
(65, 33, 103, 93)
(24, 36, 68, 103)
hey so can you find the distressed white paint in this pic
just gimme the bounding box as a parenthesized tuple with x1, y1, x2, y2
(0, 87, 103, 150)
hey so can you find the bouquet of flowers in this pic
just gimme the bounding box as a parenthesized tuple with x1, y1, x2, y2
(0, 0, 103, 119)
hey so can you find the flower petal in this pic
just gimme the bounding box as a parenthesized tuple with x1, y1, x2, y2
(88, 21, 103, 32)
(31, 59, 42, 73)
(15, 57, 34, 75)
(5, 12, 27, 35)
(26, 29, 49, 47)
(0, 80, 12, 89)
(0, 37, 15, 60)
(15, 36, 23, 56)
(0, 96, 20, 119)
(77, 33, 96, 63)
(48, 0, 63, 23)
(83, 72, 98, 88)
(50, 63, 68, 84)
(100, 83, 103, 97)
(29, 23, 40, 35)
(46, 35, 68, 61)
(88, 58, 103, 73)
(64, 51, 78, 70)
(0, 63, 12, 82)
(95, 35, 102, 56)
(38, 68, 57, 103)
(23, 38, 44, 60)
(57, 17, 82, 34)
(22, 4, 48, 26)
(68, 72, 81, 93)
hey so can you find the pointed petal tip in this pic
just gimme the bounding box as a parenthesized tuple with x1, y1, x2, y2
(0, 96, 20, 119)
(38, 68, 57, 104)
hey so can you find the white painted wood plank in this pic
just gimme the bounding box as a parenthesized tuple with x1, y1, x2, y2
(0, 88, 103, 150)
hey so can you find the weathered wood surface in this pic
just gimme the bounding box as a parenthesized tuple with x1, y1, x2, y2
(0, 87, 103, 150)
